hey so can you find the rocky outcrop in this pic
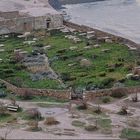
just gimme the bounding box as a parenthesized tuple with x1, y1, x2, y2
(48, 0, 62, 9)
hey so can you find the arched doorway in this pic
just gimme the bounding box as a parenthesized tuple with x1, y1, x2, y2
(46, 18, 51, 29)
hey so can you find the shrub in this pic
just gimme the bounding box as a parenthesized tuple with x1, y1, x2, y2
(131, 93, 138, 102)
(61, 73, 71, 81)
(0, 101, 7, 115)
(77, 103, 87, 110)
(102, 96, 111, 103)
(99, 78, 115, 88)
(26, 108, 42, 120)
(44, 117, 60, 125)
(28, 121, 42, 132)
(0, 90, 7, 98)
(85, 125, 98, 131)
(71, 120, 86, 127)
(99, 72, 106, 77)
(111, 88, 126, 98)
(94, 105, 102, 114)
(118, 106, 128, 115)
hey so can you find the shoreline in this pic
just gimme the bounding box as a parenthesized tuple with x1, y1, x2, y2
(64, 21, 140, 48)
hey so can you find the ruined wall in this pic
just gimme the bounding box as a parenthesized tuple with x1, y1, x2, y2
(0, 11, 19, 19)
(0, 14, 63, 35)
(84, 87, 140, 101)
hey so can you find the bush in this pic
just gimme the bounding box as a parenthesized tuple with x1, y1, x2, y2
(28, 121, 42, 132)
(85, 125, 98, 131)
(0, 90, 7, 98)
(61, 73, 71, 81)
(99, 72, 106, 77)
(102, 96, 111, 103)
(77, 103, 87, 110)
(26, 108, 42, 120)
(118, 106, 128, 115)
(44, 117, 60, 125)
(94, 105, 102, 114)
(34, 43, 44, 48)
(111, 88, 126, 98)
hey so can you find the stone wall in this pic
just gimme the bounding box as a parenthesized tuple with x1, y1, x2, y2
(1, 79, 140, 101)
(84, 87, 140, 101)
(0, 79, 70, 100)
(0, 14, 63, 35)
(0, 11, 19, 19)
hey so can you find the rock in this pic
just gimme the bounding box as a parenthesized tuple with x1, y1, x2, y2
(69, 46, 78, 50)
(105, 38, 113, 43)
(80, 59, 92, 67)
(94, 44, 100, 48)
(4, 35, 9, 38)
(126, 73, 133, 79)
(0, 44, 4, 47)
(131, 75, 140, 80)
(0, 49, 5, 52)
(84, 46, 91, 49)
(101, 49, 110, 53)
(0, 58, 3, 62)
(44, 45, 51, 50)
(33, 38, 37, 41)
(23, 41, 36, 45)
(86, 34, 95, 39)
(79, 33, 87, 36)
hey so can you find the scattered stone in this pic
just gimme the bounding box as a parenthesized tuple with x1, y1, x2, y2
(0, 58, 3, 62)
(33, 38, 37, 41)
(126, 73, 133, 79)
(93, 44, 100, 48)
(23, 41, 36, 45)
(69, 46, 78, 50)
(87, 31, 95, 35)
(105, 38, 113, 43)
(80, 59, 92, 67)
(84, 46, 91, 49)
(4, 35, 9, 38)
(131, 75, 140, 80)
(86, 34, 95, 39)
(79, 33, 87, 36)
(0, 49, 5, 52)
(0, 44, 4, 47)
(125, 44, 137, 51)
(101, 49, 110, 53)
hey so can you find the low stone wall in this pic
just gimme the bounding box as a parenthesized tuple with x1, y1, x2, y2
(0, 79, 70, 100)
(85, 87, 140, 101)
(64, 21, 140, 48)
(0, 79, 140, 101)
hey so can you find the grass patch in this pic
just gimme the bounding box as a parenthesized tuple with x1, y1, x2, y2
(121, 128, 140, 139)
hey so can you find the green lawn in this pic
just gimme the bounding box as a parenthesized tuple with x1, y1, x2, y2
(0, 31, 139, 89)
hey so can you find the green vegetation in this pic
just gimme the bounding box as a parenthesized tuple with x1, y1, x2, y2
(121, 128, 140, 139)
(0, 30, 140, 89)
(71, 120, 86, 127)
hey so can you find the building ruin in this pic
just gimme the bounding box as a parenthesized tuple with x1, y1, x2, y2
(0, 0, 63, 35)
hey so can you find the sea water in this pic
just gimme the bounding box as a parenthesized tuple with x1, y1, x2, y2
(63, 0, 140, 44)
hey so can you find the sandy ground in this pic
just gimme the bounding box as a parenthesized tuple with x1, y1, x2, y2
(0, 94, 140, 139)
